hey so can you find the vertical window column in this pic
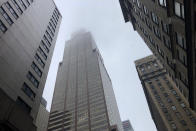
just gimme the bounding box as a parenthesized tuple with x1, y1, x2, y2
(0, 7, 13, 25)
(5, 2, 19, 19)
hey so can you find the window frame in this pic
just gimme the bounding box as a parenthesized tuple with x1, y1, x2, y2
(174, 1, 185, 19)
(5, 2, 19, 20)
(0, 6, 13, 25)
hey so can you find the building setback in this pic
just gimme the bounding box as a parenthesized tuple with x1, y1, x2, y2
(0, 0, 61, 130)
(135, 55, 196, 131)
(48, 32, 123, 131)
(119, 0, 196, 111)
(36, 98, 49, 131)
(122, 120, 134, 131)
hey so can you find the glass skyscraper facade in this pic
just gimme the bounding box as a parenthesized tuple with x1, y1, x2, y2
(48, 32, 123, 131)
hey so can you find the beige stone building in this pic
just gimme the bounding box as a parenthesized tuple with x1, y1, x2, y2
(135, 55, 196, 131)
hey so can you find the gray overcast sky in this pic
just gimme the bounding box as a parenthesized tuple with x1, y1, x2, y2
(43, 0, 157, 131)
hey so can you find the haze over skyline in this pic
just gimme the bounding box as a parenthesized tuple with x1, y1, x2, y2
(43, 0, 156, 131)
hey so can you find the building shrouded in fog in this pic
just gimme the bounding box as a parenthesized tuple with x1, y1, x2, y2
(48, 32, 123, 131)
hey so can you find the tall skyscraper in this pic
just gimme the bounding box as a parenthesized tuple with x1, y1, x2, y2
(119, 0, 196, 111)
(48, 32, 123, 131)
(122, 120, 134, 131)
(135, 55, 196, 131)
(0, 0, 61, 130)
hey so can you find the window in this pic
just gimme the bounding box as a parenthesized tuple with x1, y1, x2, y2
(5, 2, 19, 19)
(170, 123, 177, 130)
(0, 7, 13, 25)
(143, 5, 149, 16)
(157, 46, 164, 58)
(55, 8, 60, 15)
(50, 18, 56, 28)
(137, 0, 142, 9)
(0, 20, 7, 33)
(153, 61, 158, 67)
(43, 35, 51, 47)
(16, 97, 31, 113)
(174, 1, 184, 19)
(177, 49, 187, 66)
(151, 12, 159, 25)
(180, 120, 187, 126)
(31, 62, 42, 77)
(47, 26, 54, 36)
(149, 36, 155, 46)
(167, 57, 174, 69)
(171, 105, 176, 111)
(176, 95, 181, 102)
(175, 112, 182, 119)
(167, 98, 172, 103)
(52, 15, 57, 25)
(139, 66, 145, 72)
(162, 21, 169, 34)
(159, 0, 167, 7)
(54, 8, 59, 18)
(35, 53, 45, 68)
(11, 0, 23, 14)
(165, 113, 172, 121)
(163, 36, 171, 49)
(18, 0, 27, 10)
(46, 30, 52, 41)
(41, 40, 49, 53)
(190, 116, 196, 125)
(53, 14, 58, 24)
(27, 71, 39, 88)
(184, 108, 191, 116)
(176, 32, 186, 50)
(49, 22, 55, 32)
(171, 90, 177, 95)
(162, 107, 168, 113)
(163, 93, 169, 97)
(22, 83, 36, 100)
(37, 47, 47, 60)
(25, 0, 30, 6)
(180, 103, 185, 108)
(146, 18, 152, 30)
(154, 27, 161, 39)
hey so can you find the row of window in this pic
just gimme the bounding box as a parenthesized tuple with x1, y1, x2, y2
(138, 60, 158, 73)
(157, 80, 191, 128)
(137, 13, 187, 72)
(149, 83, 177, 130)
(135, 8, 171, 51)
(132, 0, 186, 50)
(0, 0, 34, 33)
(132, 0, 184, 19)
(148, 79, 191, 130)
(22, 8, 60, 102)
(152, 77, 196, 127)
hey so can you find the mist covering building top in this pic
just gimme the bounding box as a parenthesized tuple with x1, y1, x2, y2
(48, 31, 123, 131)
